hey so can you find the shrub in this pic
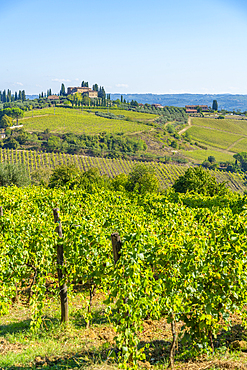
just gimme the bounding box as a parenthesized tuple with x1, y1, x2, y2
(77, 167, 110, 191)
(48, 164, 79, 188)
(172, 166, 227, 196)
(126, 164, 159, 194)
(208, 156, 216, 163)
(112, 173, 128, 191)
(0, 162, 29, 187)
(0, 114, 12, 128)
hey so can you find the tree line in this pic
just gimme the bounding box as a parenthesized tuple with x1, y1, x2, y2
(0, 89, 26, 103)
(1, 129, 147, 159)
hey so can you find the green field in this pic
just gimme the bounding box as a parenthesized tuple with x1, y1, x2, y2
(98, 108, 158, 121)
(182, 148, 234, 163)
(191, 117, 247, 135)
(22, 108, 154, 135)
(229, 137, 247, 152)
(187, 126, 242, 149)
(1, 148, 246, 192)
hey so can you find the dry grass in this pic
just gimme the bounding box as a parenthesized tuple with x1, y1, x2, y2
(0, 294, 247, 369)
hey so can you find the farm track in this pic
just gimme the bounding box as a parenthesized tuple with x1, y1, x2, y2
(178, 117, 191, 134)
(180, 119, 247, 156)
(19, 114, 50, 121)
(227, 137, 245, 151)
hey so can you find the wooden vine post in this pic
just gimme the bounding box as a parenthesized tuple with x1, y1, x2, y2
(53, 208, 68, 323)
(168, 314, 177, 369)
(111, 232, 122, 265)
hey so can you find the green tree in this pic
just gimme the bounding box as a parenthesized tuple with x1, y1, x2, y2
(112, 173, 128, 191)
(60, 83, 66, 96)
(31, 166, 52, 186)
(7, 89, 11, 102)
(67, 94, 76, 107)
(98, 86, 106, 99)
(2, 90, 7, 103)
(49, 164, 79, 188)
(0, 114, 12, 128)
(0, 162, 29, 187)
(208, 156, 216, 163)
(212, 100, 218, 111)
(3, 137, 19, 149)
(21, 90, 26, 101)
(77, 167, 109, 191)
(233, 152, 247, 171)
(47, 135, 62, 150)
(172, 166, 227, 196)
(126, 164, 159, 194)
(11, 107, 24, 125)
(82, 96, 90, 106)
(81, 81, 89, 87)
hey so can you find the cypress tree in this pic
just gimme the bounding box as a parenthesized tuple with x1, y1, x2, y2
(212, 100, 218, 111)
(81, 81, 89, 87)
(21, 90, 26, 101)
(18, 90, 22, 100)
(2, 90, 7, 103)
(14, 92, 18, 101)
(60, 83, 65, 96)
(7, 89, 11, 102)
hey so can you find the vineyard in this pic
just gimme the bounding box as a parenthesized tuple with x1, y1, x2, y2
(0, 148, 246, 192)
(1, 186, 247, 369)
(21, 107, 156, 135)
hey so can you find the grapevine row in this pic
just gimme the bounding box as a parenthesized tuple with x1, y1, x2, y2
(0, 148, 246, 192)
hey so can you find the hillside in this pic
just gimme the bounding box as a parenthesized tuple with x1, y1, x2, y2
(181, 116, 247, 164)
(1, 148, 246, 192)
(21, 107, 156, 135)
(110, 93, 247, 111)
(2, 106, 247, 191)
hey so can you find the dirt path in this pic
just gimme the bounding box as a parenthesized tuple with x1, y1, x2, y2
(126, 127, 155, 136)
(178, 117, 191, 135)
(227, 137, 245, 151)
(19, 114, 50, 121)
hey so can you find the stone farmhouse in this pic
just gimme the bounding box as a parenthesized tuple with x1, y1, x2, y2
(67, 87, 98, 98)
(185, 105, 209, 114)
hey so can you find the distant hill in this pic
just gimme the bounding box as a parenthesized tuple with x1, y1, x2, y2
(110, 93, 247, 111)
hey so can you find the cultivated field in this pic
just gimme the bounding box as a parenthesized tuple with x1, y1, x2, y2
(229, 137, 247, 152)
(187, 126, 242, 150)
(182, 148, 234, 163)
(22, 108, 156, 135)
(1, 187, 247, 369)
(191, 117, 247, 135)
(1, 148, 246, 192)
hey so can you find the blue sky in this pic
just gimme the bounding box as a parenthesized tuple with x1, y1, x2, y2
(0, 0, 246, 95)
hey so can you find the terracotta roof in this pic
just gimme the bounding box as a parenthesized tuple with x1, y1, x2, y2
(48, 95, 59, 100)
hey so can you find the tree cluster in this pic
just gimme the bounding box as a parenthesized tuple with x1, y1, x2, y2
(0, 108, 24, 128)
(2, 129, 147, 158)
(172, 166, 227, 196)
(33, 163, 160, 195)
(0, 89, 26, 103)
